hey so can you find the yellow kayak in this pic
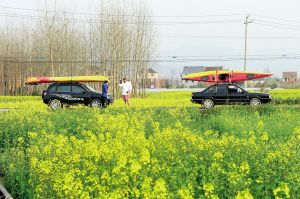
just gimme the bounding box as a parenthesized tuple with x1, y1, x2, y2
(25, 76, 109, 85)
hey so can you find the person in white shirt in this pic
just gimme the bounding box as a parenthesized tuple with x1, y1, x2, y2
(119, 77, 132, 106)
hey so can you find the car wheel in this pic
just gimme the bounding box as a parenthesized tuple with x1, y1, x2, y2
(250, 98, 261, 106)
(49, 99, 62, 110)
(90, 99, 102, 108)
(203, 99, 214, 109)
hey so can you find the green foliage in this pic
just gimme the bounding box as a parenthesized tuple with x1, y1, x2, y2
(0, 90, 300, 198)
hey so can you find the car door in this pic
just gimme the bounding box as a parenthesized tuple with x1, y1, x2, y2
(228, 85, 248, 104)
(215, 85, 228, 104)
(238, 85, 250, 103)
(56, 84, 72, 103)
(227, 85, 241, 104)
(71, 84, 89, 104)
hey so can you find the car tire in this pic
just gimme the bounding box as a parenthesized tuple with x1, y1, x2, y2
(250, 98, 261, 106)
(203, 99, 215, 109)
(90, 99, 102, 108)
(49, 99, 62, 110)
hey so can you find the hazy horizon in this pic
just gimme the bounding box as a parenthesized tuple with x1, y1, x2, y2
(1, 0, 300, 79)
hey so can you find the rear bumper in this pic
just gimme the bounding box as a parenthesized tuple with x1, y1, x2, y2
(108, 98, 114, 104)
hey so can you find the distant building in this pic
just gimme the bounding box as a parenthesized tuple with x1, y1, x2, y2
(204, 66, 223, 71)
(147, 68, 159, 88)
(283, 72, 297, 84)
(181, 66, 205, 76)
(180, 66, 205, 87)
(158, 79, 169, 88)
(180, 66, 223, 87)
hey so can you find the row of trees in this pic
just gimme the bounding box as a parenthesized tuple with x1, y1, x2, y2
(0, 0, 154, 97)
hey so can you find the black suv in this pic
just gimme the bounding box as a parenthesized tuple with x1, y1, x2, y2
(191, 83, 272, 109)
(42, 83, 114, 110)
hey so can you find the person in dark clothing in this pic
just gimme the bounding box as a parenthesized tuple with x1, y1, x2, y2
(101, 80, 109, 107)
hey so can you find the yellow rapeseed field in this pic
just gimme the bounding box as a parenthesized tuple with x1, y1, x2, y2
(0, 90, 300, 198)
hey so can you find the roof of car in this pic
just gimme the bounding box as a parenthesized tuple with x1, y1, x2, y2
(50, 82, 84, 85)
(210, 83, 241, 86)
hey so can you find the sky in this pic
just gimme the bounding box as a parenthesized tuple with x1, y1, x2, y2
(1, 0, 300, 79)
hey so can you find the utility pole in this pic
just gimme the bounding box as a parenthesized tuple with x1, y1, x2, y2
(243, 15, 254, 89)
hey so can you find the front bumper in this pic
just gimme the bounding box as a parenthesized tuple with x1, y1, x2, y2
(191, 98, 203, 104)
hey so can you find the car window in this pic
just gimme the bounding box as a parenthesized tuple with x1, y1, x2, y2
(216, 86, 227, 94)
(228, 85, 244, 93)
(204, 86, 216, 93)
(57, 85, 71, 92)
(48, 85, 57, 92)
(72, 85, 84, 93)
(85, 85, 96, 92)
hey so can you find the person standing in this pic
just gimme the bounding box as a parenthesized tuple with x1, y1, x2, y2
(101, 80, 109, 107)
(119, 77, 132, 106)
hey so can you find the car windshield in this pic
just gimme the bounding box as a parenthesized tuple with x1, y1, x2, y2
(235, 85, 247, 93)
(204, 86, 216, 93)
(85, 85, 96, 92)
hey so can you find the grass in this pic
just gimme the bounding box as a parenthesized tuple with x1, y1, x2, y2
(0, 90, 300, 198)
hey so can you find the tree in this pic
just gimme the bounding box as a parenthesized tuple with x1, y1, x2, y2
(0, 0, 154, 97)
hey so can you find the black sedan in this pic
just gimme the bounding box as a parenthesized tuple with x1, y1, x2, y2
(191, 83, 272, 109)
(42, 83, 114, 110)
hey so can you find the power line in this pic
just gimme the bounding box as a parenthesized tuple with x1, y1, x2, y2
(0, 12, 243, 25)
(155, 53, 300, 57)
(254, 14, 300, 24)
(257, 19, 300, 29)
(159, 35, 300, 39)
(3, 5, 300, 28)
(3, 53, 300, 59)
(0, 5, 246, 18)
(256, 22, 300, 31)
(1, 56, 300, 63)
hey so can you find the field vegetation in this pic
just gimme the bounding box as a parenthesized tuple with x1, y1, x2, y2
(0, 90, 300, 198)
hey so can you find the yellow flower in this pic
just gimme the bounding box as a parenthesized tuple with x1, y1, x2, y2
(203, 183, 214, 196)
(260, 132, 269, 142)
(17, 136, 24, 144)
(140, 148, 151, 165)
(240, 162, 250, 175)
(178, 184, 194, 199)
(294, 128, 300, 140)
(228, 172, 239, 185)
(235, 189, 254, 199)
(257, 120, 265, 132)
(273, 182, 290, 199)
(213, 152, 224, 160)
(28, 131, 37, 139)
(130, 160, 142, 174)
(153, 179, 168, 199)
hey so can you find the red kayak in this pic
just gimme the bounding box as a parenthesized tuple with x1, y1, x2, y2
(182, 70, 272, 83)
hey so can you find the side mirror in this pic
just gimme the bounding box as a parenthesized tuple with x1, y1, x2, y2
(81, 89, 86, 93)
